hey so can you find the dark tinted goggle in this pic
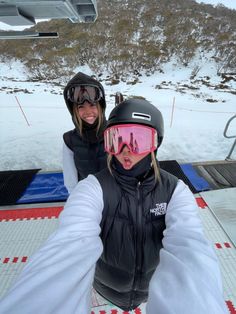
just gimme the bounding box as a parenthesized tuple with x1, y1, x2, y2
(104, 124, 158, 155)
(67, 85, 102, 105)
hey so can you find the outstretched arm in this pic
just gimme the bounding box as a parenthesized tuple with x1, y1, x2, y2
(0, 175, 103, 314)
(146, 180, 228, 314)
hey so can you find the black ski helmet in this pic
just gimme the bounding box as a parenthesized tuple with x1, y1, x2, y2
(106, 98, 164, 147)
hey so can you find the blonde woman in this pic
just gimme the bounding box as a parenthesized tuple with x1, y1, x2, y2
(0, 99, 227, 314)
(63, 72, 107, 193)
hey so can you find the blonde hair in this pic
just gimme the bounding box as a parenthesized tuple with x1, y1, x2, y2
(72, 102, 104, 136)
(151, 151, 161, 182)
(107, 151, 161, 183)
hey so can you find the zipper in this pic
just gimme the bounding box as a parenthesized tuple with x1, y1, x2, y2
(130, 181, 143, 308)
(136, 181, 143, 274)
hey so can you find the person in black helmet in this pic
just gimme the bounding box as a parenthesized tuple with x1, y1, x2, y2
(0, 99, 227, 314)
(63, 72, 107, 193)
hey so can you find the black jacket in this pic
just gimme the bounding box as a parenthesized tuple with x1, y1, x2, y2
(63, 129, 107, 181)
(94, 167, 178, 310)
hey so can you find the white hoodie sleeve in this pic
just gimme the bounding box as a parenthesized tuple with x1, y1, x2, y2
(146, 180, 228, 314)
(0, 175, 104, 314)
(62, 142, 78, 194)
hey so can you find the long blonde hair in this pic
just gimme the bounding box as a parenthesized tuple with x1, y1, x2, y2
(107, 151, 161, 183)
(72, 102, 104, 136)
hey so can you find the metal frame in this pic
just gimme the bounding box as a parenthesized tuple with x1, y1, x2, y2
(0, 30, 58, 39)
(0, 1, 97, 39)
(224, 114, 236, 160)
(0, 1, 97, 25)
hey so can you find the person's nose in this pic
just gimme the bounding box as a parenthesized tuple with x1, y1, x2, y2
(121, 145, 130, 154)
(84, 103, 93, 114)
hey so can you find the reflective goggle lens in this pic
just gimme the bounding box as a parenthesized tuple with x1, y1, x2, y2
(104, 124, 157, 155)
(67, 85, 102, 105)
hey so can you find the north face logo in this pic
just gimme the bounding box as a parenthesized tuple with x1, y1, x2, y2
(150, 203, 167, 216)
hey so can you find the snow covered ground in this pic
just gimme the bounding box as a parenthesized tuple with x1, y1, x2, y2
(0, 59, 236, 171)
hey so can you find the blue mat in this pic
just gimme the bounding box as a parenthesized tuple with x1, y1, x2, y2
(17, 172, 69, 204)
(159, 160, 197, 193)
(16, 163, 211, 204)
(180, 164, 211, 192)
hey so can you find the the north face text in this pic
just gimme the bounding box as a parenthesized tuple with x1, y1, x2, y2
(150, 203, 167, 216)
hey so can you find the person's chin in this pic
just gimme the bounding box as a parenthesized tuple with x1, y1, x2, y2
(123, 166, 132, 170)
(122, 162, 133, 170)
(85, 118, 96, 124)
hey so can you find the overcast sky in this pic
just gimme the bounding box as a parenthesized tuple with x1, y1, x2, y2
(195, 0, 236, 9)
(0, 0, 235, 31)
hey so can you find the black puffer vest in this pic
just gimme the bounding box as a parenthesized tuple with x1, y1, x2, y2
(63, 129, 107, 181)
(94, 167, 178, 310)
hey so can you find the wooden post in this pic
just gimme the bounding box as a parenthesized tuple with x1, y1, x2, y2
(170, 96, 175, 128)
(15, 96, 30, 126)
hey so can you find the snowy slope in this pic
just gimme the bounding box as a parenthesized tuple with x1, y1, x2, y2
(0, 59, 235, 171)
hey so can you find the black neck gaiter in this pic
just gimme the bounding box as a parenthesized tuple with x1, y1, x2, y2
(112, 154, 153, 180)
(79, 118, 105, 143)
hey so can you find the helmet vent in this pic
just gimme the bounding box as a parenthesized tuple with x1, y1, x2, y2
(132, 112, 151, 121)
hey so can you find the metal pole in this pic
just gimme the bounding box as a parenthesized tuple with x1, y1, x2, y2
(226, 139, 236, 160)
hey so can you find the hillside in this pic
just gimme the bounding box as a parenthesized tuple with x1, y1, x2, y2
(0, 0, 236, 84)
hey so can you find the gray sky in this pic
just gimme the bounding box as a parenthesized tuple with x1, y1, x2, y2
(195, 0, 236, 9)
(0, 0, 235, 31)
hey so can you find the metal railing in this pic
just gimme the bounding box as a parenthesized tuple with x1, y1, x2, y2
(224, 114, 236, 160)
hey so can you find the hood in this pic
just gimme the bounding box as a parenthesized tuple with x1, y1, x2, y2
(63, 72, 106, 116)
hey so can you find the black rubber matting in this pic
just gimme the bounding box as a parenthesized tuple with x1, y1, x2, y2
(0, 169, 40, 206)
(159, 160, 197, 193)
(196, 163, 236, 189)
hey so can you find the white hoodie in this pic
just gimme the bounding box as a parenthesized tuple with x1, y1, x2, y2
(0, 175, 228, 314)
(62, 142, 78, 194)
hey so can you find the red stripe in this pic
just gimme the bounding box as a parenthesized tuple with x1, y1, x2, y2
(0, 206, 63, 221)
(215, 242, 233, 249)
(1, 256, 28, 264)
(195, 197, 207, 208)
(226, 300, 236, 314)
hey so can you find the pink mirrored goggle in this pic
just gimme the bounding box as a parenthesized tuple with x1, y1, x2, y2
(104, 124, 158, 155)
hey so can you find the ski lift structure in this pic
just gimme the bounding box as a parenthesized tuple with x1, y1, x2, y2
(224, 114, 236, 160)
(0, 0, 98, 39)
